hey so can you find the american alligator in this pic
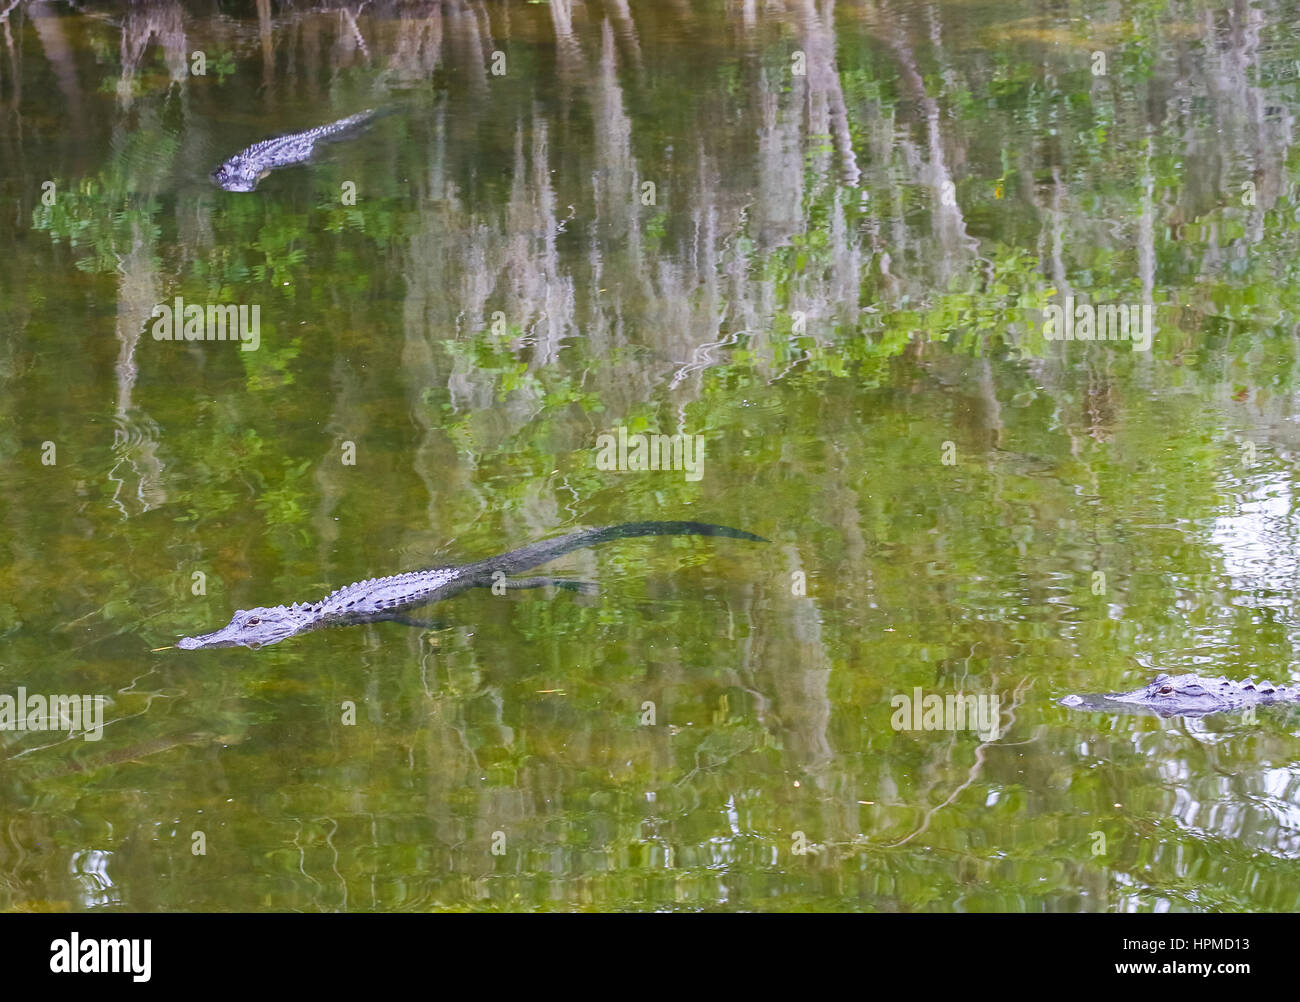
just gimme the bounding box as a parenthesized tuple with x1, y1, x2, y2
(171, 521, 766, 650)
(210, 108, 389, 192)
(1060, 673, 1300, 718)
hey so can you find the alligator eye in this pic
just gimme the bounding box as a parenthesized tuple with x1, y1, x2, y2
(246, 617, 260, 626)
(1159, 685, 1173, 694)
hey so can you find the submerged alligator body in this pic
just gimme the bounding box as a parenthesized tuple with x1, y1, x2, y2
(174, 521, 766, 650)
(211, 109, 387, 192)
(1060, 673, 1300, 718)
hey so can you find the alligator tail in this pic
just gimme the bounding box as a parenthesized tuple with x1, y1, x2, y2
(462, 521, 767, 581)
(320, 106, 398, 139)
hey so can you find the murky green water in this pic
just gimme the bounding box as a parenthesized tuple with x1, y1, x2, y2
(3, 0, 1300, 912)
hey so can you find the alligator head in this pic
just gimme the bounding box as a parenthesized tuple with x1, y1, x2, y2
(1060, 672, 1292, 718)
(210, 156, 264, 193)
(177, 605, 314, 650)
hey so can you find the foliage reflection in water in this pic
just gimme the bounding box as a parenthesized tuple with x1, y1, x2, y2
(1, 0, 1299, 912)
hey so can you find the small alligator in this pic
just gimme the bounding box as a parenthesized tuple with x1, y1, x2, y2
(170, 521, 766, 650)
(210, 108, 389, 192)
(1060, 673, 1300, 718)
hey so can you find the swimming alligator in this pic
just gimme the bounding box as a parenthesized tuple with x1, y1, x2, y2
(210, 108, 389, 192)
(170, 521, 766, 650)
(1060, 673, 1300, 718)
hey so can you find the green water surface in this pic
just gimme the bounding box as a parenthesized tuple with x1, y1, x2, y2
(2, 0, 1300, 911)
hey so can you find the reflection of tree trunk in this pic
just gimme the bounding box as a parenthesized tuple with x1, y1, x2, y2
(109, 224, 167, 516)
(504, 114, 572, 369)
(0, 6, 18, 115)
(28, 2, 83, 139)
(118, 0, 188, 107)
(1044, 166, 1070, 301)
(301, 14, 322, 104)
(878, 6, 975, 278)
(1029, 165, 1077, 458)
(753, 69, 804, 249)
(312, 358, 366, 563)
(591, 20, 639, 244)
(258, 0, 274, 88)
(400, 101, 473, 538)
(422, 696, 484, 865)
(606, 0, 642, 70)
(450, 1, 489, 93)
(769, 546, 835, 773)
(336, 5, 371, 66)
(387, 4, 443, 84)
(792, 0, 860, 186)
(0, 0, 22, 236)
(975, 357, 1004, 451)
(1139, 135, 1155, 310)
(549, 0, 584, 75)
